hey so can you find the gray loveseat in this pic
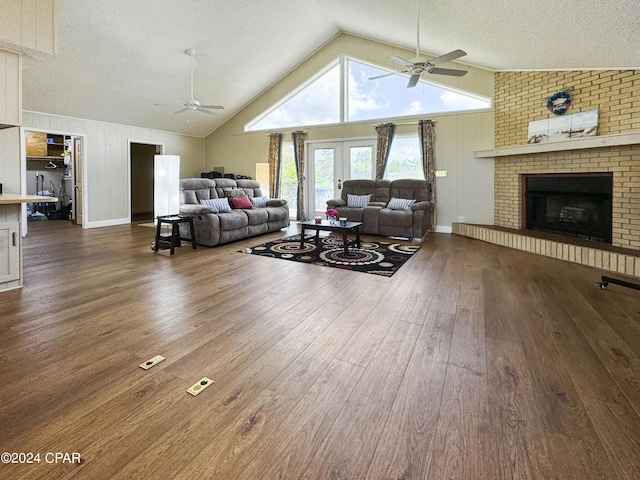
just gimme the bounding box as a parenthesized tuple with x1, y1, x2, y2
(179, 178, 289, 246)
(326, 179, 433, 239)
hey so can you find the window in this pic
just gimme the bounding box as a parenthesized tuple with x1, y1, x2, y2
(247, 63, 340, 132)
(246, 56, 491, 131)
(347, 59, 491, 122)
(385, 136, 423, 180)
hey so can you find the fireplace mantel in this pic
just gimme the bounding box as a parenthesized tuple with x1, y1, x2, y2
(474, 131, 640, 158)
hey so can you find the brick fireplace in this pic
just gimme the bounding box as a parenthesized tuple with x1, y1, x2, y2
(494, 144, 640, 252)
(454, 69, 640, 278)
(454, 140, 640, 279)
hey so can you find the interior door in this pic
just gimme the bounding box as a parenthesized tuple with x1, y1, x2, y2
(308, 140, 375, 217)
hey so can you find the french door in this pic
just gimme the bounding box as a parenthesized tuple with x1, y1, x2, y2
(307, 140, 376, 217)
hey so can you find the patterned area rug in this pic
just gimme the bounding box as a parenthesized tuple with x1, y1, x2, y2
(239, 234, 420, 277)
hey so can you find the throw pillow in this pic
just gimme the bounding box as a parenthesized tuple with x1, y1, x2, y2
(347, 194, 371, 208)
(200, 198, 231, 213)
(230, 195, 253, 209)
(387, 197, 416, 211)
(249, 196, 267, 208)
(225, 188, 246, 199)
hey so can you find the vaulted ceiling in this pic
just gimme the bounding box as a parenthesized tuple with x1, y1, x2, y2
(20, 0, 640, 137)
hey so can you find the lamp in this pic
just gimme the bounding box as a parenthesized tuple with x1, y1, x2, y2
(256, 162, 269, 194)
(154, 155, 180, 218)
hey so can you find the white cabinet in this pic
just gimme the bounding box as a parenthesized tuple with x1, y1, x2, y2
(0, 221, 20, 283)
(0, 50, 21, 126)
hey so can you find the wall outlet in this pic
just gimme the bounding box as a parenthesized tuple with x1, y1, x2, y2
(458, 216, 466, 222)
(435, 170, 448, 177)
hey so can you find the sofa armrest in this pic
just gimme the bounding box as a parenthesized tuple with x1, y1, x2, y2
(266, 198, 287, 207)
(180, 204, 216, 215)
(368, 201, 387, 207)
(326, 198, 347, 207)
(411, 201, 432, 211)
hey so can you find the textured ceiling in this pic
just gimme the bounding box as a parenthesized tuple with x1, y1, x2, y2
(20, 0, 640, 137)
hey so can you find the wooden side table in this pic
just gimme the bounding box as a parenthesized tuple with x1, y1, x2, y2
(153, 215, 197, 255)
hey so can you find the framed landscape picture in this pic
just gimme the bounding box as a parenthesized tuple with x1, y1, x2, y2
(570, 109, 598, 138)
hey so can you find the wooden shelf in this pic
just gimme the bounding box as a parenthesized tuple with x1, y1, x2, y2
(0, 194, 58, 205)
(474, 131, 640, 158)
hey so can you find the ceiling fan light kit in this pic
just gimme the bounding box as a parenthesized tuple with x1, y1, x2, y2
(154, 49, 225, 115)
(369, 0, 468, 88)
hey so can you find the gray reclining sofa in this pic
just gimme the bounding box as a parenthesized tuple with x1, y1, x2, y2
(179, 178, 289, 246)
(326, 179, 433, 239)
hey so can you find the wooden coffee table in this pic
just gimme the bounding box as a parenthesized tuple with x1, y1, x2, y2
(299, 219, 362, 254)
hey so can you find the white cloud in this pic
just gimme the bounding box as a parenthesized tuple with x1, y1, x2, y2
(347, 66, 386, 117)
(402, 100, 423, 115)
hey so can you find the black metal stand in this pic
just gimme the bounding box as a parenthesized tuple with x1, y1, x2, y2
(597, 275, 640, 291)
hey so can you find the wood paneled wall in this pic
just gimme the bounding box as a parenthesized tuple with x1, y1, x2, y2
(0, 0, 55, 55)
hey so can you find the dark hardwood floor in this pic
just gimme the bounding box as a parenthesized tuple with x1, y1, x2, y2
(1, 220, 639, 479)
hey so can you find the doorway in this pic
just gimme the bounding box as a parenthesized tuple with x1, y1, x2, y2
(23, 129, 84, 230)
(129, 142, 162, 222)
(306, 139, 376, 217)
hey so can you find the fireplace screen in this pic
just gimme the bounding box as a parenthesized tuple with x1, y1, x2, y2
(524, 174, 612, 243)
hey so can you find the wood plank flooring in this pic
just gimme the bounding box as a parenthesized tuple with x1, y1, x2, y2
(1, 221, 640, 479)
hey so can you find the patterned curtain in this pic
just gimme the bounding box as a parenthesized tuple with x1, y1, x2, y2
(267, 133, 282, 198)
(418, 119, 436, 230)
(291, 130, 307, 221)
(374, 122, 396, 180)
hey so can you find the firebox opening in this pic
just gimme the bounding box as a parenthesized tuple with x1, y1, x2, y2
(524, 174, 613, 243)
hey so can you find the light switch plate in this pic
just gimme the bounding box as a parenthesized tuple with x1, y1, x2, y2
(139, 355, 166, 370)
(187, 377, 215, 396)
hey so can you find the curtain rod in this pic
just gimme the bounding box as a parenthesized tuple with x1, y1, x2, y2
(374, 119, 436, 127)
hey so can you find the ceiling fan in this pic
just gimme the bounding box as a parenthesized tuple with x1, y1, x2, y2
(155, 49, 225, 115)
(369, 0, 468, 88)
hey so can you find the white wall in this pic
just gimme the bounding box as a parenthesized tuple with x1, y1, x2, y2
(22, 111, 206, 227)
(205, 33, 495, 230)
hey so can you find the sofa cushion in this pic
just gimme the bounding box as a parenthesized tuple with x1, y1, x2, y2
(244, 208, 269, 225)
(389, 179, 430, 203)
(379, 208, 414, 227)
(250, 196, 267, 208)
(230, 195, 253, 209)
(334, 207, 364, 221)
(218, 211, 249, 230)
(201, 198, 231, 212)
(388, 197, 416, 211)
(347, 194, 371, 208)
(265, 206, 289, 222)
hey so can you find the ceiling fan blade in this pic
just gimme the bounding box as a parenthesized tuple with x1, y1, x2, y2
(407, 74, 421, 88)
(196, 108, 217, 116)
(197, 105, 225, 110)
(388, 55, 413, 67)
(428, 49, 467, 66)
(174, 108, 189, 114)
(369, 72, 398, 80)
(428, 67, 468, 77)
(154, 103, 180, 107)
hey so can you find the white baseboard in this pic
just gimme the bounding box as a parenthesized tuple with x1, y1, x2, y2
(435, 225, 453, 233)
(83, 217, 130, 229)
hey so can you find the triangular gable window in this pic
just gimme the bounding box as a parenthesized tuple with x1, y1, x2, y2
(347, 58, 491, 122)
(247, 62, 340, 131)
(245, 56, 490, 132)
